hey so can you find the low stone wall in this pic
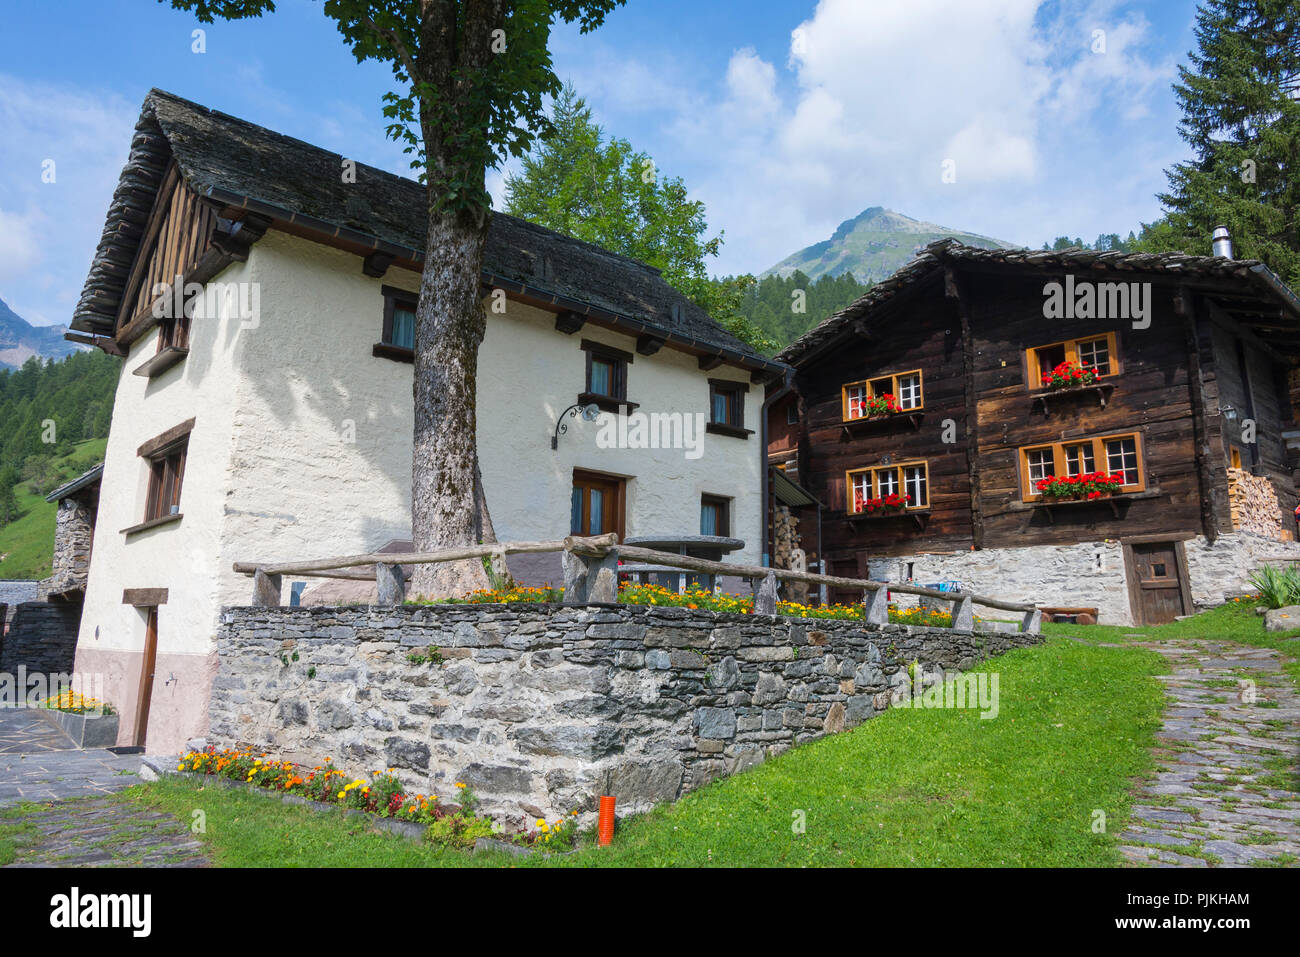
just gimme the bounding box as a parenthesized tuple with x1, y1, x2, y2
(0, 601, 82, 677)
(874, 530, 1300, 626)
(211, 603, 1039, 826)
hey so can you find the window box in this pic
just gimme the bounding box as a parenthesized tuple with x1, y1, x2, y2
(845, 508, 932, 531)
(132, 345, 189, 379)
(1029, 382, 1114, 416)
(1012, 488, 1163, 523)
(840, 411, 925, 436)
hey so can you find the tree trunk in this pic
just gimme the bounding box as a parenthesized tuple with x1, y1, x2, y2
(408, 209, 493, 599)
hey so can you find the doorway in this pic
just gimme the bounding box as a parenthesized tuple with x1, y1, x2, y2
(1124, 540, 1192, 625)
(133, 607, 158, 747)
(571, 470, 626, 540)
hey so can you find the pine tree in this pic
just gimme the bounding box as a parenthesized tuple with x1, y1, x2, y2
(1151, 0, 1300, 282)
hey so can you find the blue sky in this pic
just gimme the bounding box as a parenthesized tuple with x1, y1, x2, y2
(1, 0, 1199, 327)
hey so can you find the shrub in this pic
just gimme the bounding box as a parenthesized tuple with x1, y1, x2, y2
(1247, 564, 1300, 609)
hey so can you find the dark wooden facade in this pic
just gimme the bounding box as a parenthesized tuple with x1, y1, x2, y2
(771, 248, 1300, 593)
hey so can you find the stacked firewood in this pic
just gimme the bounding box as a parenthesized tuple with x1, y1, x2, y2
(772, 506, 801, 569)
(1227, 467, 1288, 540)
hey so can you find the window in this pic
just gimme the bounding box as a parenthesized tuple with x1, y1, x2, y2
(707, 379, 751, 438)
(571, 470, 624, 539)
(374, 286, 418, 361)
(580, 340, 633, 412)
(125, 418, 195, 534)
(1026, 332, 1120, 388)
(841, 369, 923, 420)
(845, 461, 930, 513)
(144, 443, 187, 522)
(700, 495, 730, 536)
(786, 403, 798, 425)
(157, 310, 190, 353)
(1018, 432, 1145, 500)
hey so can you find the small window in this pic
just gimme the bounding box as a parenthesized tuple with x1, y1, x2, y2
(1025, 447, 1055, 485)
(845, 461, 929, 513)
(786, 403, 798, 425)
(580, 340, 633, 411)
(144, 440, 187, 522)
(842, 369, 923, 420)
(709, 380, 746, 427)
(571, 470, 624, 538)
(158, 311, 190, 354)
(1063, 442, 1095, 476)
(1027, 333, 1120, 389)
(1105, 436, 1140, 485)
(701, 495, 730, 537)
(375, 286, 418, 361)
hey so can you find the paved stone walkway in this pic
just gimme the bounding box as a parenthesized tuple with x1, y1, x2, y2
(2, 796, 209, 867)
(0, 708, 140, 806)
(1120, 640, 1300, 867)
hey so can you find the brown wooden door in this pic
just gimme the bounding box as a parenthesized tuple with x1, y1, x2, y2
(1130, 542, 1187, 625)
(571, 471, 625, 540)
(134, 608, 159, 747)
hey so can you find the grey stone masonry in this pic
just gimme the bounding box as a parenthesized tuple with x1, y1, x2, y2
(41, 494, 96, 599)
(0, 602, 82, 678)
(211, 604, 1041, 828)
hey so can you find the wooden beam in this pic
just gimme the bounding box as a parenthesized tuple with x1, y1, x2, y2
(945, 264, 985, 550)
(555, 311, 586, 334)
(698, 354, 725, 371)
(636, 334, 665, 356)
(362, 251, 395, 278)
(1179, 286, 1221, 544)
(122, 588, 168, 607)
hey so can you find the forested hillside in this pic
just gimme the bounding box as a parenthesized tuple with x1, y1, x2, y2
(727, 270, 873, 349)
(0, 351, 119, 531)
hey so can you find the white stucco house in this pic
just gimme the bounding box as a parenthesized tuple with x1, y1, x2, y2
(66, 90, 786, 754)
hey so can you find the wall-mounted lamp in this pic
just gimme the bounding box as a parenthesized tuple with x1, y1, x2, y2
(551, 403, 601, 450)
(1219, 405, 1238, 421)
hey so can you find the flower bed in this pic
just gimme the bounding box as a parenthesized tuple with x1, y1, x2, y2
(44, 690, 114, 716)
(1034, 472, 1125, 500)
(176, 747, 578, 850)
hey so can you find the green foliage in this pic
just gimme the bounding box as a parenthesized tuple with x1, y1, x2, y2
(713, 269, 872, 350)
(1040, 232, 1141, 252)
(1248, 564, 1300, 609)
(1145, 0, 1300, 283)
(503, 86, 775, 353)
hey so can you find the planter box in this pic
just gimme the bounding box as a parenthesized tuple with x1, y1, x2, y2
(42, 707, 119, 748)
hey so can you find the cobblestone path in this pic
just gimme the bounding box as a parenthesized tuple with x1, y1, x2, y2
(1120, 640, 1299, 867)
(1, 795, 209, 867)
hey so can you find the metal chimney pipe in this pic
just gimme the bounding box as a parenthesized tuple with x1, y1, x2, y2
(1212, 225, 1233, 259)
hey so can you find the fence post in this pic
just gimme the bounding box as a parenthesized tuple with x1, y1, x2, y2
(863, 583, 889, 625)
(252, 569, 282, 608)
(562, 547, 619, 604)
(376, 563, 406, 605)
(1021, 607, 1042, 635)
(752, 570, 778, 615)
(952, 594, 974, 631)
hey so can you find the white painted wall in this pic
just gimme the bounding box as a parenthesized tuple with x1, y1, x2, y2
(75, 228, 766, 744)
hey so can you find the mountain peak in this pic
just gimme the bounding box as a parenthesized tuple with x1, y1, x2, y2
(765, 206, 1018, 284)
(0, 298, 79, 369)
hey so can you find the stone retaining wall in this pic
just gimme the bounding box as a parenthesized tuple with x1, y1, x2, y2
(0, 601, 82, 677)
(211, 603, 1039, 826)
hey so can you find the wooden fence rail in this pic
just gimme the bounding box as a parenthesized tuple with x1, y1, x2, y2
(233, 533, 1041, 634)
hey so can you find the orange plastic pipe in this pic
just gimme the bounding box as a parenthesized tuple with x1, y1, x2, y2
(597, 795, 616, 846)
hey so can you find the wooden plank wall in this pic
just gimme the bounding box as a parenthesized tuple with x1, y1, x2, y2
(788, 266, 1300, 574)
(121, 173, 221, 328)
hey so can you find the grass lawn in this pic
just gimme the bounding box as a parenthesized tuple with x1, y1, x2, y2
(0, 438, 106, 580)
(106, 633, 1166, 867)
(1041, 600, 1300, 689)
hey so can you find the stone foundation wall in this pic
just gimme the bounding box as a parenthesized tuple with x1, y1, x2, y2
(42, 495, 96, 599)
(211, 604, 1039, 826)
(0, 601, 83, 677)
(871, 531, 1300, 626)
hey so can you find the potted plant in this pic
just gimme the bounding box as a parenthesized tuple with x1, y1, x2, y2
(855, 491, 911, 514)
(42, 690, 119, 748)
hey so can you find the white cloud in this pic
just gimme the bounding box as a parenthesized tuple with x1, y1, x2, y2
(0, 76, 138, 326)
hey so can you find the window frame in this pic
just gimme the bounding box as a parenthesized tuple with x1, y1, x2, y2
(1025, 332, 1121, 391)
(1017, 431, 1146, 501)
(707, 378, 752, 438)
(700, 494, 731, 537)
(123, 417, 195, 535)
(841, 369, 924, 421)
(579, 339, 634, 412)
(373, 285, 418, 363)
(845, 459, 931, 514)
(570, 469, 626, 540)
